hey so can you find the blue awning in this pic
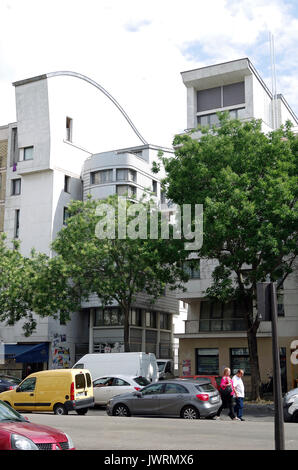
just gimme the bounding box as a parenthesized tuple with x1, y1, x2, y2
(5, 343, 49, 363)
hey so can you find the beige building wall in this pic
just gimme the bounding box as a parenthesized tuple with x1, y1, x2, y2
(178, 336, 298, 395)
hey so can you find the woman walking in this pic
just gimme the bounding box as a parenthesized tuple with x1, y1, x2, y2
(216, 367, 239, 420)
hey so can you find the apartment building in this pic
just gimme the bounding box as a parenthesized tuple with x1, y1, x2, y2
(176, 58, 298, 393)
(0, 71, 183, 376)
(0, 125, 9, 233)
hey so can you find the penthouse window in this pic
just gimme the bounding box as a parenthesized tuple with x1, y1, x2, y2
(197, 82, 245, 113)
(91, 169, 113, 185)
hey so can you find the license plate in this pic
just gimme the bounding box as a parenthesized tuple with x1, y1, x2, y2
(76, 392, 85, 397)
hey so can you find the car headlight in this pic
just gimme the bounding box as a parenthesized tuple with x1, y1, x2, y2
(64, 432, 75, 449)
(11, 433, 39, 450)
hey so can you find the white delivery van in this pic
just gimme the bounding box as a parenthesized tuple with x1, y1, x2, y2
(157, 359, 175, 380)
(73, 352, 159, 383)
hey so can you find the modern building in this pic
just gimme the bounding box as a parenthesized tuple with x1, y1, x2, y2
(175, 58, 298, 394)
(0, 71, 183, 376)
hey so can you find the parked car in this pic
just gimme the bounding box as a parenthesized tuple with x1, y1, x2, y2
(106, 379, 221, 419)
(0, 369, 94, 415)
(93, 375, 150, 405)
(0, 400, 75, 450)
(283, 387, 298, 422)
(180, 375, 221, 391)
(0, 375, 22, 393)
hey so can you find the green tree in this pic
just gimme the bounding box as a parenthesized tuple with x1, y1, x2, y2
(161, 115, 298, 399)
(52, 195, 189, 352)
(0, 235, 80, 336)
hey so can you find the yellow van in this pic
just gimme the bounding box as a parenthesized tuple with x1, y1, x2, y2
(0, 369, 94, 415)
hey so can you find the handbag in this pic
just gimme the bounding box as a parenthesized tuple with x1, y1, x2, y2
(220, 384, 232, 398)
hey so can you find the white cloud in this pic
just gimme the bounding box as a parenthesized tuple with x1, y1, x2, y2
(0, 0, 297, 145)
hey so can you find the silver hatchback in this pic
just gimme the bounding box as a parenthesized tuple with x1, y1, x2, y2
(106, 379, 222, 419)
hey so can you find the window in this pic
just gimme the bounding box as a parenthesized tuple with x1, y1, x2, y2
(113, 378, 130, 386)
(11, 127, 18, 165)
(195, 383, 215, 393)
(116, 168, 136, 182)
(0, 174, 2, 191)
(17, 377, 36, 393)
(14, 209, 20, 238)
(145, 311, 156, 328)
(66, 117, 73, 142)
(131, 308, 142, 326)
(199, 300, 246, 331)
(93, 307, 124, 326)
(116, 185, 136, 197)
(152, 180, 158, 194)
(230, 348, 250, 376)
(75, 373, 86, 389)
(64, 175, 71, 193)
(93, 377, 113, 387)
(91, 169, 113, 185)
(85, 373, 92, 388)
(160, 312, 170, 330)
(183, 260, 200, 279)
(197, 82, 245, 113)
(196, 348, 219, 375)
(134, 377, 150, 386)
(12, 179, 21, 196)
(277, 293, 285, 317)
(142, 383, 164, 395)
(63, 207, 70, 225)
(23, 146, 33, 161)
(164, 383, 189, 394)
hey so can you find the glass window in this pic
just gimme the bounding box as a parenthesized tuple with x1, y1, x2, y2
(0, 402, 25, 423)
(131, 308, 142, 326)
(196, 348, 219, 375)
(223, 82, 245, 107)
(12, 179, 21, 196)
(63, 207, 70, 225)
(145, 311, 156, 328)
(142, 383, 164, 396)
(17, 377, 36, 393)
(152, 180, 158, 194)
(230, 348, 250, 376)
(91, 170, 113, 185)
(14, 209, 20, 238)
(183, 260, 200, 279)
(64, 175, 71, 193)
(116, 185, 136, 197)
(116, 169, 136, 182)
(66, 117, 73, 142)
(75, 373, 86, 389)
(197, 87, 221, 112)
(93, 377, 113, 387)
(164, 383, 188, 394)
(113, 378, 130, 386)
(23, 146, 33, 161)
(195, 383, 215, 393)
(85, 373, 92, 388)
(133, 377, 150, 386)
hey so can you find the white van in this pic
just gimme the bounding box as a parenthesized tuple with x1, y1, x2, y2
(73, 352, 159, 383)
(157, 359, 175, 380)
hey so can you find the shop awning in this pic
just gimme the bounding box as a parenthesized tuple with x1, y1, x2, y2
(5, 343, 49, 363)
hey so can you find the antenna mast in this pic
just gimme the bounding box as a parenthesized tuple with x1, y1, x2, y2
(269, 32, 278, 130)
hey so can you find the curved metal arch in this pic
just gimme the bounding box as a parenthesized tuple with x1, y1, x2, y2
(46, 71, 148, 145)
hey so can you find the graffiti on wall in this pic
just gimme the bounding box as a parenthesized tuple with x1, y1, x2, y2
(52, 333, 71, 368)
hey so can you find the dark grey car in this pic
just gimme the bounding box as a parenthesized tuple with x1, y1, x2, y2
(106, 379, 222, 419)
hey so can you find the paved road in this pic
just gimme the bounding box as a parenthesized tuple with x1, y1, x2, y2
(22, 406, 298, 450)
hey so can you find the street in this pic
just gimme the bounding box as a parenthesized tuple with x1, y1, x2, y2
(21, 405, 298, 451)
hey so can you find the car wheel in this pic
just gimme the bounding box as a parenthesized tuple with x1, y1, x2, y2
(76, 408, 88, 415)
(181, 406, 199, 419)
(113, 404, 130, 417)
(53, 403, 68, 415)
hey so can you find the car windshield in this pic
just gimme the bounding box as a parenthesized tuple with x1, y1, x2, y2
(134, 377, 150, 386)
(0, 401, 25, 422)
(157, 363, 165, 372)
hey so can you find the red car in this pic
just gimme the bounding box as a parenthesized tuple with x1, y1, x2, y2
(180, 375, 221, 391)
(0, 400, 75, 450)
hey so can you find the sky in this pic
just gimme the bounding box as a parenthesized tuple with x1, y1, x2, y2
(0, 0, 298, 148)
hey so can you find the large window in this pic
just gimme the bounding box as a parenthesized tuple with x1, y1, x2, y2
(145, 311, 156, 328)
(197, 107, 245, 127)
(230, 348, 250, 376)
(197, 82, 245, 113)
(199, 300, 246, 332)
(91, 169, 113, 185)
(130, 308, 142, 326)
(23, 146, 33, 161)
(196, 348, 219, 375)
(94, 307, 124, 326)
(116, 185, 136, 197)
(116, 168, 136, 182)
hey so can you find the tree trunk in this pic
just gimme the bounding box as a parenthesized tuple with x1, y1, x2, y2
(123, 305, 130, 352)
(243, 297, 261, 400)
